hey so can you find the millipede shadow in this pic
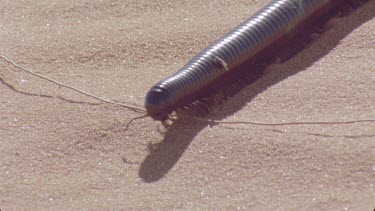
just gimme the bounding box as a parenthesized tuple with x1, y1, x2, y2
(138, 1, 374, 182)
(139, 117, 207, 183)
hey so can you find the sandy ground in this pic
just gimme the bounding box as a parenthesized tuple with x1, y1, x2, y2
(1, 0, 375, 210)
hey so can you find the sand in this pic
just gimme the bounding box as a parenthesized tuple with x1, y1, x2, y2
(1, 0, 374, 210)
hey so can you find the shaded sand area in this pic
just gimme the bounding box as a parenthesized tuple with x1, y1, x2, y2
(1, 0, 374, 210)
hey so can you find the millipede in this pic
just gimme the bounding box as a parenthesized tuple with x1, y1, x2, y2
(1, 0, 373, 127)
(144, 0, 359, 121)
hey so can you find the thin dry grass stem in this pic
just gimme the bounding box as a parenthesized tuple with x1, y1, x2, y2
(2, 55, 374, 127)
(202, 118, 375, 126)
(0, 56, 146, 113)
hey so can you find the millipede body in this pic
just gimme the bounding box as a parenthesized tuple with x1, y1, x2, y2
(145, 0, 345, 120)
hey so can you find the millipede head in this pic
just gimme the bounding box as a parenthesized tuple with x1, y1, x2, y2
(145, 86, 172, 121)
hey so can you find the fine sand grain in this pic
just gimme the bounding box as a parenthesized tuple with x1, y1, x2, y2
(1, 0, 375, 210)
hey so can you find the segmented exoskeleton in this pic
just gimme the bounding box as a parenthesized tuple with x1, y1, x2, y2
(145, 0, 345, 120)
